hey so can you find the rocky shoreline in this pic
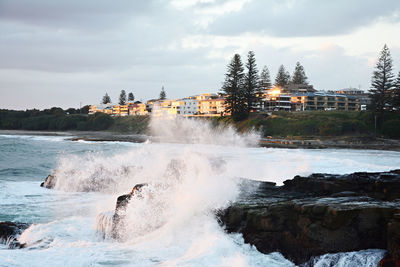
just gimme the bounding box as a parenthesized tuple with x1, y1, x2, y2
(217, 170, 400, 265)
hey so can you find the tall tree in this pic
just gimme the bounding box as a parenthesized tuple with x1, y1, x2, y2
(128, 92, 135, 102)
(102, 93, 111, 104)
(369, 44, 395, 113)
(260, 65, 272, 90)
(291, 62, 308, 85)
(221, 54, 246, 121)
(159, 86, 166, 100)
(119, 90, 127, 105)
(244, 51, 260, 113)
(392, 71, 400, 110)
(274, 65, 291, 88)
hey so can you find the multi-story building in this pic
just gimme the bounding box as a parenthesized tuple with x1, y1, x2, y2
(285, 84, 316, 94)
(260, 88, 292, 112)
(180, 98, 199, 115)
(291, 92, 359, 111)
(112, 105, 129, 116)
(89, 104, 113, 115)
(198, 98, 227, 116)
(332, 88, 370, 107)
(128, 102, 148, 115)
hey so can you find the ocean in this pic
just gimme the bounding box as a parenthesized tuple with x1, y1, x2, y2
(1, 119, 399, 266)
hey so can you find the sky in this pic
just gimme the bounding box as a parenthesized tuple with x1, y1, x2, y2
(1, 0, 400, 110)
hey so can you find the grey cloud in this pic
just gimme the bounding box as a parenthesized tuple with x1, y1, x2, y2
(0, 0, 158, 30)
(207, 0, 400, 37)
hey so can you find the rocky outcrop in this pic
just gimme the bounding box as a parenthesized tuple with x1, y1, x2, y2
(94, 183, 149, 240)
(0, 221, 29, 249)
(40, 174, 56, 189)
(217, 170, 400, 265)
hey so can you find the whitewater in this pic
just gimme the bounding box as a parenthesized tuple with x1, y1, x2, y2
(1, 118, 399, 266)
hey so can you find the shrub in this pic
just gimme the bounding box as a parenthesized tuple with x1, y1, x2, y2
(382, 119, 400, 139)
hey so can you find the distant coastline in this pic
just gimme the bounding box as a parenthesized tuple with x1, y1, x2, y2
(2, 129, 400, 152)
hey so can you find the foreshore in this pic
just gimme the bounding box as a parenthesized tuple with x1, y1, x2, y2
(1, 130, 400, 151)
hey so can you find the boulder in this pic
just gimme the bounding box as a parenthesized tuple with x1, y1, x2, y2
(217, 170, 400, 265)
(40, 174, 56, 189)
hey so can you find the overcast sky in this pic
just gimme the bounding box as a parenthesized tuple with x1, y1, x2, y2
(1, 0, 400, 110)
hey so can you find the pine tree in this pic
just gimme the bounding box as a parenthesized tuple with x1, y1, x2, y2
(119, 90, 127, 105)
(159, 86, 166, 100)
(274, 65, 291, 88)
(291, 62, 308, 85)
(221, 54, 246, 121)
(244, 51, 260, 113)
(128, 92, 135, 102)
(260, 66, 272, 90)
(369, 44, 395, 113)
(392, 71, 400, 110)
(102, 93, 111, 104)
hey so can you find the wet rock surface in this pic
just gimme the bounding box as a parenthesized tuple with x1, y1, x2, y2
(40, 174, 56, 189)
(217, 170, 400, 265)
(0, 221, 29, 249)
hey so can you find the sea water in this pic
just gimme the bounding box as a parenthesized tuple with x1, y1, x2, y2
(0, 118, 397, 266)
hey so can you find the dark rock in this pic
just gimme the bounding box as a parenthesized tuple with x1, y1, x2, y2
(40, 174, 56, 189)
(111, 183, 149, 239)
(0, 221, 29, 249)
(217, 170, 400, 265)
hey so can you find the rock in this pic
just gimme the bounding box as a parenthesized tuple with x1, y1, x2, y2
(0, 221, 29, 249)
(111, 183, 149, 240)
(382, 214, 400, 266)
(217, 170, 400, 265)
(40, 174, 56, 189)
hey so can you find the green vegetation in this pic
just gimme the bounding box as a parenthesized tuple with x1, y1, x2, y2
(1, 108, 399, 139)
(0, 108, 114, 131)
(109, 116, 150, 133)
(212, 111, 400, 139)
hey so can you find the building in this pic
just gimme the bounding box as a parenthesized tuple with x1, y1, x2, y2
(285, 84, 317, 94)
(112, 105, 129, 116)
(198, 98, 227, 116)
(291, 92, 360, 111)
(89, 104, 113, 115)
(332, 88, 371, 107)
(262, 89, 292, 111)
(128, 102, 148, 115)
(180, 98, 199, 115)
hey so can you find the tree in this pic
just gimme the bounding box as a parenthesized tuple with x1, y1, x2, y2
(291, 62, 308, 85)
(260, 66, 272, 90)
(159, 86, 166, 100)
(128, 92, 135, 102)
(221, 53, 247, 121)
(119, 90, 127, 105)
(244, 51, 260, 113)
(392, 71, 400, 110)
(102, 93, 111, 104)
(274, 65, 291, 88)
(369, 44, 395, 113)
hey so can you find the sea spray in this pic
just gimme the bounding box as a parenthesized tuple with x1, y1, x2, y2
(149, 116, 260, 146)
(49, 116, 261, 193)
